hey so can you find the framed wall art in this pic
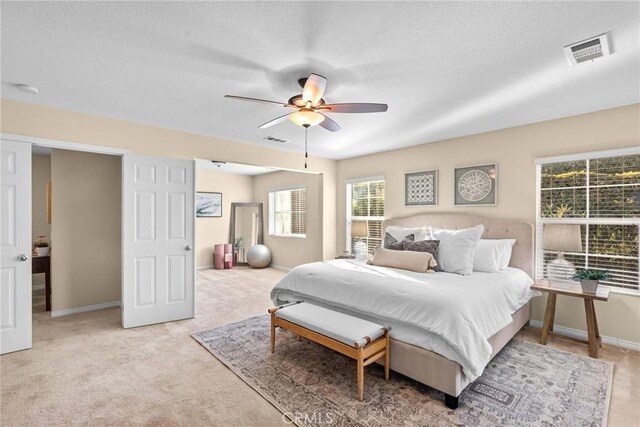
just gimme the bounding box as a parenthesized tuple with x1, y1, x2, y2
(196, 192, 222, 217)
(454, 164, 497, 206)
(405, 170, 438, 206)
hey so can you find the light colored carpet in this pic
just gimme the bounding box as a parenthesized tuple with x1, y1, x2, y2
(194, 315, 614, 427)
(1, 267, 289, 426)
(1, 267, 638, 425)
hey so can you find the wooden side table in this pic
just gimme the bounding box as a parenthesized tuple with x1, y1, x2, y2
(531, 279, 610, 358)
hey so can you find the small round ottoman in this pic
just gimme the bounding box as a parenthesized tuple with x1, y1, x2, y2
(247, 244, 272, 268)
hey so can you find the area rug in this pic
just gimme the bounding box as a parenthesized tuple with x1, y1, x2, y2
(192, 315, 613, 427)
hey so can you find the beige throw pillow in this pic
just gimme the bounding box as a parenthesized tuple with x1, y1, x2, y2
(371, 247, 438, 273)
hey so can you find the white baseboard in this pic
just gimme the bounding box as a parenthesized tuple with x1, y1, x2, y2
(529, 319, 640, 352)
(270, 264, 291, 271)
(199, 263, 289, 271)
(32, 284, 45, 291)
(51, 301, 121, 318)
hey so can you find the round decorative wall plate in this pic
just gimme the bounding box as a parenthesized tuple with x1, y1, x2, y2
(457, 169, 492, 202)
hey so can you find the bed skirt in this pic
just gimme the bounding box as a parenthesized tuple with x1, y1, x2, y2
(378, 302, 530, 397)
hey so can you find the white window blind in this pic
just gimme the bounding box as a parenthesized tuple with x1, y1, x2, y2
(346, 177, 385, 254)
(269, 187, 307, 237)
(536, 148, 640, 293)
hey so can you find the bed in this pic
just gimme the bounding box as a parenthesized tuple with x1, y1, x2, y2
(270, 213, 535, 408)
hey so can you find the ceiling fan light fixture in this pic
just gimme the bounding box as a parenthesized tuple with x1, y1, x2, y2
(288, 110, 324, 127)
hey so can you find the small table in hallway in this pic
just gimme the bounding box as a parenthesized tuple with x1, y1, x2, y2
(531, 279, 610, 358)
(32, 255, 51, 312)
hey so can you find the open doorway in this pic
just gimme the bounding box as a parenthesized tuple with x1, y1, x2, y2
(194, 159, 323, 305)
(30, 146, 122, 318)
(2, 135, 198, 354)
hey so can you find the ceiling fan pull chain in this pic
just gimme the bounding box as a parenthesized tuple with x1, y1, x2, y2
(304, 126, 308, 169)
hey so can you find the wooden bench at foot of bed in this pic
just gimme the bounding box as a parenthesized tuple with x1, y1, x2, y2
(268, 301, 391, 401)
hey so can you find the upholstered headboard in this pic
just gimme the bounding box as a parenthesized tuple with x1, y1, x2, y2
(382, 214, 534, 278)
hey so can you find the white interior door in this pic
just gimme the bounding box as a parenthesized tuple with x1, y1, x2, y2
(122, 154, 195, 328)
(1, 139, 32, 354)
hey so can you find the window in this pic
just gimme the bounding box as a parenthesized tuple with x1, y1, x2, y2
(346, 177, 385, 255)
(269, 187, 307, 237)
(536, 148, 640, 293)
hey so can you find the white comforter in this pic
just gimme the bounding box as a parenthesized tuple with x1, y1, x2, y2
(271, 259, 536, 380)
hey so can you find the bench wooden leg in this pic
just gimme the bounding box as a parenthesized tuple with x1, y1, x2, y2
(357, 347, 364, 401)
(384, 331, 390, 381)
(270, 313, 276, 354)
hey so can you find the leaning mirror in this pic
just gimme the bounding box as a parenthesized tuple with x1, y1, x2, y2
(229, 203, 264, 265)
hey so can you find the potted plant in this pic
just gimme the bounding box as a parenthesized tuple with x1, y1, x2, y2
(235, 236, 244, 249)
(34, 238, 50, 256)
(573, 269, 609, 294)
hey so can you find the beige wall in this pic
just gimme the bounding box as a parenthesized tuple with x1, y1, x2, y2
(196, 168, 253, 268)
(51, 149, 121, 311)
(337, 104, 640, 344)
(32, 154, 51, 242)
(253, 171, 324, 269)
(3, 98, 638, 342)
(1, 99, 338, 262)
(31, 154, 51, 287)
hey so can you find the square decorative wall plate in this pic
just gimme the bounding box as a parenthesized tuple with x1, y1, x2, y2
(405, 170, 438, 206)
(454, 164, 497, 206)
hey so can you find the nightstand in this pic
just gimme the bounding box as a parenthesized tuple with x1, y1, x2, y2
(530, 279, 610, 358)
(335, 254, 355, 260)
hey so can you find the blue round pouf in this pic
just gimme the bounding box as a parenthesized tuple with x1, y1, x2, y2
(247, 244, 272, 268)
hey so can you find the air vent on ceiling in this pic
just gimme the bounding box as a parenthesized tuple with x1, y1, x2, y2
(263, 136, 289, 144)
(564, 33, 611, 66)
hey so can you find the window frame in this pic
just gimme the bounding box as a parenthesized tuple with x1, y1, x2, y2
(535, 147, 640, 296)
(268, 186, 307, 238)
(345, 175, 385, 254)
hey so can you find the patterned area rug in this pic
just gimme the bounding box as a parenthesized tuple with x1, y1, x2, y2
(192, 315, 613, 427)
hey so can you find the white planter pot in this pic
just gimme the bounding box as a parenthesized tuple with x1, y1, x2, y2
(580, 279, 599, 294)
(36, 247, 50, 257)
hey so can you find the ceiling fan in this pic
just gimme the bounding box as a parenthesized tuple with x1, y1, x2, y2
(224, 73, 388, 132)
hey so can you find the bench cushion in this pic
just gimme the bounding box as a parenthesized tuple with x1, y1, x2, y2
(276, 302, 386, 347)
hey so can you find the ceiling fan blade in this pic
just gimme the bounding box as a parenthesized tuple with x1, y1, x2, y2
(302, 73, 327, 106)
(258, 113, 293, 129)
(318, 114, 341, 132)
(321, 103, 388, 113)
(225, 95, 290, 107)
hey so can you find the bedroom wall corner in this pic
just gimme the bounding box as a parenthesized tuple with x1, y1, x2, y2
(253, 170, 324, 269)
(0, 99, 339, 272)
(335, 103, 640, 345)
(32, 153, 51, 287)
(195, 168, 254, 269)
(50, 149, 121, 311)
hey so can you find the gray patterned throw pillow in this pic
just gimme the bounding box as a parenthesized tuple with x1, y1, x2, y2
(403, 240, 441, 269)
(383, 232, 415, 250)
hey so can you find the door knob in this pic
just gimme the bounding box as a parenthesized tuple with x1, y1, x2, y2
(185, 245, 192, 251)
(18, 254, 29, 262)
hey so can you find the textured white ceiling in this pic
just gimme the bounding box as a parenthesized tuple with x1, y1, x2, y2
(2, 2, 638, 160)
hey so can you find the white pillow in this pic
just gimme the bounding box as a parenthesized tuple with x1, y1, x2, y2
(385, 226, 431, 242)
(432, 225, 484, 275)
(473, 239, 516, 272)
